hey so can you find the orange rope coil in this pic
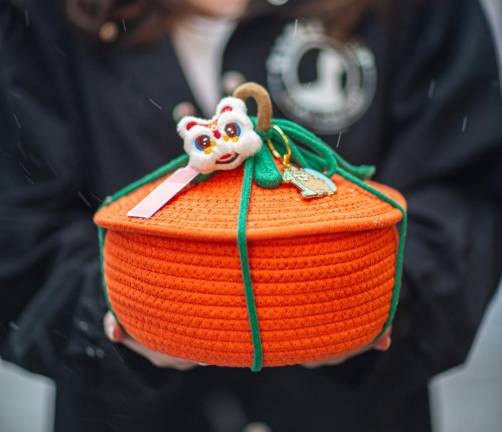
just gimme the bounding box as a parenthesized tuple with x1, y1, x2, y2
(95, 166, 405, 367)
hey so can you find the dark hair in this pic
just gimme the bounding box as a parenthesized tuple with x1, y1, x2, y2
(65, 0, 381, 45)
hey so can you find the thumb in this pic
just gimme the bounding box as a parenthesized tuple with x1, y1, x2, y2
(374, 327, 392, 352)
(103, 311, 126, 342)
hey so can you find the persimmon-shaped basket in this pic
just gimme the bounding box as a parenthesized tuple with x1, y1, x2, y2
(94, 83, 407, 371)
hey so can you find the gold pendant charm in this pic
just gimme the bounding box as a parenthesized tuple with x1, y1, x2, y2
(282, 166, 337, 198)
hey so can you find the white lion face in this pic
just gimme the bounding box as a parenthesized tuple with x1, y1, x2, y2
(177, 97, 262, 174)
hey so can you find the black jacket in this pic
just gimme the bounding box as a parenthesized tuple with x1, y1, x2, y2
(1, 1, 501, 431)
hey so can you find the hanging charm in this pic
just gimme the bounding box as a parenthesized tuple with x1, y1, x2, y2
(283, 166, 336, 198)
(267, 125, 337, 199)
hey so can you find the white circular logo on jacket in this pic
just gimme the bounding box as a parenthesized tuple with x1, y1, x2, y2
(267, 20, 376, 133)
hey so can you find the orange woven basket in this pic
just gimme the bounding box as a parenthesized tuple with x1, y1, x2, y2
(94, 83, 407, 370)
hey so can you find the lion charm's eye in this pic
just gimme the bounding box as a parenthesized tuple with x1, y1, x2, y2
(224, 122, 241, 138)
(194, 134, 212, 151)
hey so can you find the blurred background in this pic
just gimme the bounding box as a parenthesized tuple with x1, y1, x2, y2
(1, 0, 501, 431)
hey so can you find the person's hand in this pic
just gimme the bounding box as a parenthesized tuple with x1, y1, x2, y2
(301, 327, 392, 368)
(103, 312, 201, 370)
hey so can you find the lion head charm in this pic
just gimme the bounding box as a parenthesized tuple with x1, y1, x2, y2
(177, 97, 262, 174)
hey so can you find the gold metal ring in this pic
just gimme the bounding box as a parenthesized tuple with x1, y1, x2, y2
(266, 125, 291, 168)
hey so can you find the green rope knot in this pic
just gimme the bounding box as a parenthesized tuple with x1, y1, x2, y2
(251, 117, 376, 189)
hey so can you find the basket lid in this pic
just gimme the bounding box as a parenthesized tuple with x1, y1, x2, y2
(94, 166, 405, 242)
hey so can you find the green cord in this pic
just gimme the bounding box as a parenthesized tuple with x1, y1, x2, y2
(97, 117, 407, 366)
(334, 167, 407, 340)
(237, 157, 263, 371)
(251, 116, 405, 340)
(271, 118, 376, 180)
(268, 118, 406, 339)
(97, 226, 117, 321)
(271, 118, 338, 176)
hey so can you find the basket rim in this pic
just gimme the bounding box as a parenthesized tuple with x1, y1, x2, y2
(94, 172, 406, 242)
